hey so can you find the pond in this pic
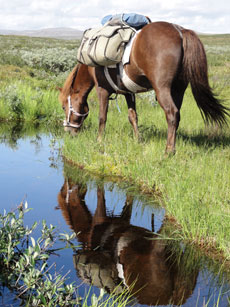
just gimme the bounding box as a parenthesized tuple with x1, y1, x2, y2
(0, 123, 229, 306)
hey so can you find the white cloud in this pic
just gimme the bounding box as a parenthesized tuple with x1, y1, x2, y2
(0, 0, 229, 33)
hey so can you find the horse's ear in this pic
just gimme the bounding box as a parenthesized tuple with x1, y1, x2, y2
(56, 87, 62, 92)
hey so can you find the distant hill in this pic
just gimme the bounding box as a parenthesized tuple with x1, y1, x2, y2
(0, 27, 83, 40)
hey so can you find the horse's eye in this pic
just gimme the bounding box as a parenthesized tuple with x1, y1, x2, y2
(62, 106, 66, 111)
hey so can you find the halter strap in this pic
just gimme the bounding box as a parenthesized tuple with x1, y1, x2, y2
(63, 95, 89, 129)
(65, 181, 79, 204)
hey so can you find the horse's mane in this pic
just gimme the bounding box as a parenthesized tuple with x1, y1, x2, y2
(60, 64, 79, 100)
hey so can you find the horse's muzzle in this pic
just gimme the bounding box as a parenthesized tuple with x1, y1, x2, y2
(63, 125, 79, 136)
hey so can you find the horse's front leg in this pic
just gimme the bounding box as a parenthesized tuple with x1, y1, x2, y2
(96, 87, 110, 142)
(125, 93, 139, 139)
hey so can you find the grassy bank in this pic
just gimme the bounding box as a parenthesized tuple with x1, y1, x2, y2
(0, 75, 63, 123)
(63, 34, 230, 261)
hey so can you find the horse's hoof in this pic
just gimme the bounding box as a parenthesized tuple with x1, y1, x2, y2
(165, 147, 176, 156)
(97, 135, 102, 143)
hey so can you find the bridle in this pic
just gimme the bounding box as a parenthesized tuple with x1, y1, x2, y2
(63, 95, 89, 129)
(65, 180, 79, 204)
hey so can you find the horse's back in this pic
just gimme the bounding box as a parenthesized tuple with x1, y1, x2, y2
(134, 21, 182, 59)
(139, 21, 182, 44)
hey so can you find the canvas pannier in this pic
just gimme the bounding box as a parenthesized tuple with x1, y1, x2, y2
(77, 23, 136, 67)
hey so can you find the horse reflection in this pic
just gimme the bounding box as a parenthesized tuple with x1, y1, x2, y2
(57, 179, 198, 305)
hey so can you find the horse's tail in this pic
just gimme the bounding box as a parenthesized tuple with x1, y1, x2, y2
(181, 29, 229, 127)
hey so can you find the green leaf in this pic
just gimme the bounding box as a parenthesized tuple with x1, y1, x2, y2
(39, 294, 47, 305)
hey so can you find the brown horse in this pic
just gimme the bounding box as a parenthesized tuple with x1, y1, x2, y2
(57, 178, 199, 305)
(59, 21, 229, 153)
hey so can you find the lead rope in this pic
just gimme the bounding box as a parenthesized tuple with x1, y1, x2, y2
(109, 94, 121, 113)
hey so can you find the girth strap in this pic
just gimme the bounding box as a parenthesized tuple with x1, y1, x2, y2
(104, 66, 128, 94)
(119, 63, 148, 93)
(104, 64, 149, 94)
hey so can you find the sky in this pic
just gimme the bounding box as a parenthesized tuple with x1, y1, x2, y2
(0, 0, 229, 34)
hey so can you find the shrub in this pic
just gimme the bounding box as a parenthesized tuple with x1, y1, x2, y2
(19, 48, 78, 73)
(0, 203, 78, 306)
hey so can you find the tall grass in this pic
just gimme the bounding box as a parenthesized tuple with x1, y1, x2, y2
(0, 81, 63, 123)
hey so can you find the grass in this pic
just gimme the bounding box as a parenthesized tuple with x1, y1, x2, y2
(0, 80, 63, 123)
(62, 34, 230, 263)
(0, 64, 64, 124)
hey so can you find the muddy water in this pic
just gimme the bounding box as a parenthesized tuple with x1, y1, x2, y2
(0, 125, 229, 306)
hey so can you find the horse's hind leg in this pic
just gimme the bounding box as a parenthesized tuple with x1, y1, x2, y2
(125, 93, 139, 138)
(171, 79, 188, 131)
(155, 87, 180, 154)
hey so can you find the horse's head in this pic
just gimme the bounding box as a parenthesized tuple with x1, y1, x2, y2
(58, 64, 93, 133)
(59, 89, 89, 133)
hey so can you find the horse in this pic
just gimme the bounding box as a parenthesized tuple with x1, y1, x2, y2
(57, 177, 199, 305)
(59, 21, 229, 153)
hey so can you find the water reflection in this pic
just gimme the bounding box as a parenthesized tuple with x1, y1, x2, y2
(0, 121, 63, 150)
(57, 177, 199, 306)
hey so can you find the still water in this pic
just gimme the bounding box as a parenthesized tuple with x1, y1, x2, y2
(0, 125, 229, 306)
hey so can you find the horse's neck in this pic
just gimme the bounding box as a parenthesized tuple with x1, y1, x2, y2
(72, 65, 95, 96)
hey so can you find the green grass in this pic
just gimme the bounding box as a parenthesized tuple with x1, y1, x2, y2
(0, 68, 64, 127)
(0, 78, 64, 123)
(62, 34, 230, 262)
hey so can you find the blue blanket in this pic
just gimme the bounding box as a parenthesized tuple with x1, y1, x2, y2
(101, 13, 150, 30)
